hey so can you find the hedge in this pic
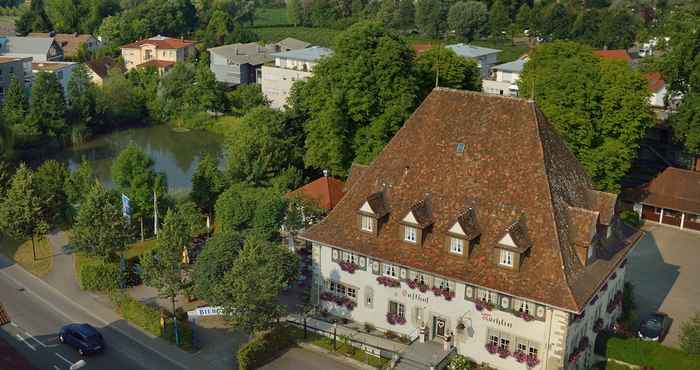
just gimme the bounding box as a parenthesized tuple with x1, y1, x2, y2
(237, 325, 294, 370)
(109, 291, 161, 337)
(607, 336, 700, 370)
(79, 261, 120, 291)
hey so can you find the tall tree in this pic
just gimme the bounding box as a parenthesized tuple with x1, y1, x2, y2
(15, 0, 53, 34)
(214, 183, 286, 239)
(670, 93, 700, 157)
(190, 153, 224, 222)
(395, 0, 415, 30)
(514, 3, 531, 32)
(226, 84, 269, 116)
(27, 72, 67, 142)
(67, 64, 98, 134)
(111, 144, 167, 240)
(293, 22, 417, 174)
(448, 1, 489, 41)
(141, 208, 192, 319)
(490, 0, 510, 38)
(97, 69, 146, 128)
(518, 41, 654, 192)
(71, 182, 130, 260)
(0, 164, 48, 261)
(1, 75, 27, 149)
(192, 229, 245, 303)
(414, 46, 482, 101)
(34, 160, 70, 225)
(415, 0, 445, 38)
(65, 158, 95, 206)
(213, 236, 299, 333)
(287, 0, 302, 26)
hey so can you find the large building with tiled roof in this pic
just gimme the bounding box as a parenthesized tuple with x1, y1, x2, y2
(120, 35, 196, 72)
(301, 89, 643, 370)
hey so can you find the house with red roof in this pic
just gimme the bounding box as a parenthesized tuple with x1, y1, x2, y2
(593, 49, 632, 62)
(642, 71, 667, 108)
(120, 35, 196, 73)
(286, 171, 346, 211)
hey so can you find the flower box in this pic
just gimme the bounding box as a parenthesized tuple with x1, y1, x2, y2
(320, 292, 356, 310)
(514, 351, 527, 363)
(485, 343, 498, 354)
(418, 282, 428, 292)
(526, 354, 541, 367)
(386, 312, 406, 325)
(376, 276, 401, 288)
(339, 260, 358, 273)
(442, 290, 456, 301)
(432, 287, 443, 296)
(518, 311, 534, 322)
(407, 279, 417, 289)
(497, 347, 510, 359)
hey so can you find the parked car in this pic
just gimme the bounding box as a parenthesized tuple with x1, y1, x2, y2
(638, 312, 671, 341)
(59, 323, 104, 355)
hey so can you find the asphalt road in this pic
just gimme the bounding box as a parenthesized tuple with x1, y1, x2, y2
(0, 261, 183, 370)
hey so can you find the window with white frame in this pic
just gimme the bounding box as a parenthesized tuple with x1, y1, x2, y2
(404, 226, 417, 242)
(361, 215, 373, 231)
(477, 288, 498, 304)
(450, 237, 464, 254)
(488, 333, 499, 347)
(499, 249, 514, 267)
(515, 338, 539, 357)
(487, 329, 512, 351)
(500, 336, 511, 351)
(383, 263, 398, 278)
(326, 280, 357, 300)
(389, 301, 405, 318)
(342, 251, 358, 264)
(417, 272, 427, 285)
(438, 278, 451, 292)
(513, 298, 536, 314)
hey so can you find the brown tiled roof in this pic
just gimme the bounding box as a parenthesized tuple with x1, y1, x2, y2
(122, 37, 194, 50)
(642, 71, 665, 92)
(29, 33, 94, 57)
(301, 88, 641, 312)
(625, 167, 700, 215)
(589, 190, 617, 225)
(86, 56, 125, 79)
(286, 176, 346, 211)
(346, 164, 369, 192)
(455, 208, 480, 239)
(403, 199, 433, 228)
(502, 218, 532, 252)
(566, 206, 599, 247)
(593, 49, 632, 61)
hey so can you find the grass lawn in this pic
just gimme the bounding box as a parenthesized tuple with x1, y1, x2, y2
(254, 7, 289, 27)
(606, 336, 700, 370)
(286, 325, 390, 369)
(0, 236, 53, 277)
(252, 26, 341, 48)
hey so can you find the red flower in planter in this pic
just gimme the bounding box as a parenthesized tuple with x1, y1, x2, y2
(418, 283, 428, 293)
(475, 301, 485, 311)
(376, 276, 401, 288)
(497, 347, 510, 359)
(485, 343, 498, 354)
(526, 354, 541, 367)
(407, 280, 417, 290)
(432, 287, 443, 296)
(514, 351, 527, 363)
(442, 290, 456, 301)
(518, 311, 534, 322)
(386, 312, 406, 325)
(339, 261, 358, 273)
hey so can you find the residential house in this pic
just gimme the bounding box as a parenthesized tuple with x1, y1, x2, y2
(446, 44, 501, 78)
(208, 39, 310, 86)
(0, 36, 63, 61)
(29, 33, 99, 60)
(482, 57, 528, 97)
(86, 56, 125, 85)
(120, 35, 196, 72)
(624, 167, 700, 232)
(286, 171, 346, 212)
(32, 61, 78, 97)
(261, 46, 332, 108)
(642, 71, 677, 110)
(301, 88, 642, 370)
(0, 56, 32, 101)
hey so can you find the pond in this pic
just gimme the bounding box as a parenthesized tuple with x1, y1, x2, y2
(48, 125, 226, 194)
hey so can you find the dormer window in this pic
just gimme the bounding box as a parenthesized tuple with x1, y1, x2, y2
(404, 226, 417, 243)
(361, 215, 373, 232)
(450, 237, 464, 254)
(494, 219, 531, 271)
(499, 249, 514, 267)
(357, 191, 389, 235)
(446, 208, 480, 257)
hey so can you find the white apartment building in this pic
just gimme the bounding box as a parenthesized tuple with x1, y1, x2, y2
(301, 89, 642, 370)
(446, 44, 501, 78)
(261, 46, 332, 109)
(482, 57, 528, 97)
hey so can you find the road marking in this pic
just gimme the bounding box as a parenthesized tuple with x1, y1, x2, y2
(55, 352, 73, 365)
(53, 365, 61, 370)
(10, 322, 18, 327)
(25, 331, 47, 348)
(16, 333, 37, 351)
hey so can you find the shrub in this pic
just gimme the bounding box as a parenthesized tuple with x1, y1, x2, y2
(237, 325, 295, 370)
(109, 291, 161, 337)
(620, 210, 642, 228)
(681, 312, 700, 355)
(446, 354, 473, 370)
(79, 261, 120, 291)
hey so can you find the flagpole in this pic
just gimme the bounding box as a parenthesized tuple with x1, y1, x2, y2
(154, 189, 158, 237)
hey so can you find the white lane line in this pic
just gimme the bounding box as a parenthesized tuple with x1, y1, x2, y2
(53, 365, 61, 370)
(55, 352, 73, 365)
(15, 333, 37, 351)
(25, 331, 47, 348)
(10, 322, 18, 327)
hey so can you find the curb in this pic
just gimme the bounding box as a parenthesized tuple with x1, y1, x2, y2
(0, 255, 191, 370)
(297, 342, 379, 370)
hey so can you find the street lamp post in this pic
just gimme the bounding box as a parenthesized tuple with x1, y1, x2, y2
(333, 322, 337, 351)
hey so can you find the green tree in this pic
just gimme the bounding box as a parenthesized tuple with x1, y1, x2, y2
(414, 46, 482, 101)
(514, 3, 531, 32)
(97, 68, 145, 128)
(214, 183, 286, 239)
(395, 0, 415, 30)
(0, 164, 49, 261)
(190, 61, 226, 114)
(287, 0, 302, 26)
(595, 9, 639, 49)
(46, 0, 80, 32)
(126, 66, 160, 123)
(293, 22, 417, 174)
(213, 236, 299, 333)
(192, 229, 244, 303)
(176, 200, 207, 238)
(670, 93, 700, 156)
(34, 160, 70, 225)
(202, 9, 233, 47)
(27, 72, 67, 142)
(190, 153, 224, 221)
(519, 41, 654, 192)
(157, 62, 197, 120)
(67, 64, 98, 135)
(680, 312, 700, 355)
(1, 75, 28, 148)
(226, 84, 269, 116)
(226, 107, 303, 186)
(490, 0, 510, 38)
(539, 2, 573, 41)
(111, 144, 167, 240)
(71, 182, 130, 260)
(448, 1, 489, 41)
(141, 208, 191, 318)
(415, 0, 445, 38)
(65, 158, 95, 206)
(15, 0, 52, 34)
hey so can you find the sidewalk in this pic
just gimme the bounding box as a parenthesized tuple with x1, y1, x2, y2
(41, 230, 228, 370)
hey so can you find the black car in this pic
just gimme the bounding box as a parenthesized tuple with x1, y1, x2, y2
(638, 312, 671, 341)
(59, 324, 104, 355)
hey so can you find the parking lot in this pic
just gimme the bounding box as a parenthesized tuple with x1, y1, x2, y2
(626, 223, 700, 347)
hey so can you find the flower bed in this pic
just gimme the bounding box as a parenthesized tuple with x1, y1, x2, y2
(376, 276, 401, 288)
(338, 260, 358, 273)
(475, 301, 494, 312)
(386, 312, 406, 325)
(320, 292, 356, 310)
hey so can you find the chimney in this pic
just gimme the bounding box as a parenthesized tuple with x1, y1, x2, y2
(323, 169, 329, 177)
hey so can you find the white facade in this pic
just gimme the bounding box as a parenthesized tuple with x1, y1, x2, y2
(311, 242, 627, 370)
(649, 86, 667, 108)
(482, 58, 526, 97)
(261, 46, 331, 109)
